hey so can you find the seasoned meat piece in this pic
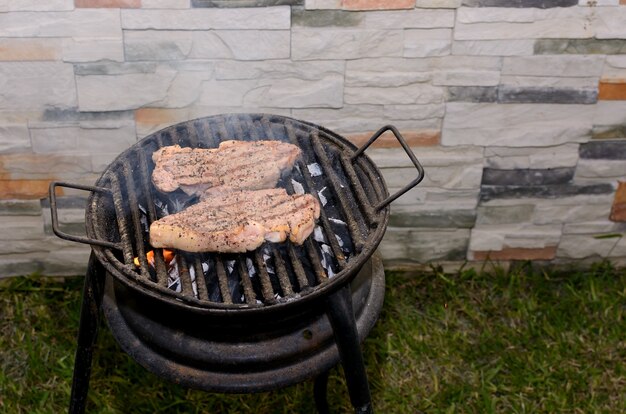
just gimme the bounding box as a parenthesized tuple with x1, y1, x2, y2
(150, 188, 321, 253)
(151, 140, 301, 196)
(200, 188, 321, 244)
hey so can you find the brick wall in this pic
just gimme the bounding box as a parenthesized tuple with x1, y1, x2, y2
(0, 0, 625, 276)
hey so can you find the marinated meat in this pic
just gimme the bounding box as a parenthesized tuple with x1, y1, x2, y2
(149, 188, 320, 253)
(151, 140, 301, 196)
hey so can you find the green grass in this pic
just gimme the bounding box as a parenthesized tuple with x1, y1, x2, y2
(1, 262, 626, 413)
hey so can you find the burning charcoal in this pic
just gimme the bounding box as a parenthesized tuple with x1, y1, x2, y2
(153, 198, 169, 217)
(188, 265, 198, 297)
(138, 204, 150, 233)
(133, 249, 175, 268)
(246, 258, 256, 277)
(165, 191, 199, 214)
(226, 260, 235, 274)
(319, 244, 336, 278)
(225, 260, 242, 303)
(327, 218, 351, 254)
(262, 253, 275, 274)
(167, 260, 181, 292)
(152, 190, 199, 218)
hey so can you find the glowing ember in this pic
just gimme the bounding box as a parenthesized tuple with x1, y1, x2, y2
(134, 249, 175, 268)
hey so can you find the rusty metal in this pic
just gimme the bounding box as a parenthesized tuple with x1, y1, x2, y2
(69, 252, 106, 414)
(101, 254, 385, 393)
(49, 182, 121, 250)
(58, 113, 424, 316)
(57, 114, 424, 414)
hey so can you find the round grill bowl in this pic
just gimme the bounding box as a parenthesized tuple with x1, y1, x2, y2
(50, 114, 424, 319)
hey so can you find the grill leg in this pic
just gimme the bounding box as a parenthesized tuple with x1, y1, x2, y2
(326, 285, 374, 414)
(314, 370, 331, 414)
(69, 252, 105, 414)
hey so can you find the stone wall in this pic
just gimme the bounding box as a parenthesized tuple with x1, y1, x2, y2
(0, 0, 625, 276)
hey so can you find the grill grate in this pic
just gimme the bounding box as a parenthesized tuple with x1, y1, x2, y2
(89, 114, 388, 309)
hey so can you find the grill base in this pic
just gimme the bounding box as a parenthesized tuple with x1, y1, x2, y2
(68, 252, 384, 413)
(101, 254, 385, 393)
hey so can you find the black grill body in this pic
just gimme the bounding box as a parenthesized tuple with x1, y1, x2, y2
(49, 114, 424, 414)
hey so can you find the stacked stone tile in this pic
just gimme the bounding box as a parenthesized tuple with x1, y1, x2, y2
(0, 0, 625, 276)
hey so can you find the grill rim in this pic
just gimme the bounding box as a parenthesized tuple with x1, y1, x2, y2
(71, 113, 395, 315)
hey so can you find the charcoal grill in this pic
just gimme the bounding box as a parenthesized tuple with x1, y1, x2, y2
(49, 113, 424, 414)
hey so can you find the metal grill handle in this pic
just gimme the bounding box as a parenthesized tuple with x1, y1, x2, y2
(351, 125, 425, 212)
(49, 181, 122, 250)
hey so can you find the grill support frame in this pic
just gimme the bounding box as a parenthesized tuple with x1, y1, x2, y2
(53, 114, 427, 414)
(68, 252, 384, 414)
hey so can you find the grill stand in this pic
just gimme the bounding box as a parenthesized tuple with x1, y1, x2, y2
(67, 252, 382, 414)
(325, 286, 373, 414)
(69, 252, 105, 414)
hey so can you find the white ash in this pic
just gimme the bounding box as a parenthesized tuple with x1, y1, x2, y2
(246, 258, 256, 277)
(307, 163, 322, 177)
(138, 204, 150, 233)
(226, 260, 235, 274)
(262, 253, 275, 274)
(154, 199, 168, 215)
(313, 226, 326, 243)
(169, 198, 187, 213)
(329, 217, 346, 226)
(318, 187, 328, 206)
(167, 261, 181, 292)
(284, 293, 301, 303)
(291, 179, 305, 195)
(335, 234, 344, 247)
(188, 265, 198, 297)
(320, 244, 336, 278)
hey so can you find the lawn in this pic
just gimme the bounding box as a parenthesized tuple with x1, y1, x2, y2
(1, 261, 625, 413)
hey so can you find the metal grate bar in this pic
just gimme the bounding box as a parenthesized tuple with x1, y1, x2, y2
(237, 259, 257, 305)
(355, 158, 385, 209)
(268, 120, 331, 283)
(283, 124, 346, 268)
(247, 116, 261, 141)
(109, 173, 135, 266)
(187, 122, 200, 147)
(193, 258, 209, 300)
(176, 255, 194, 297)
(272, 247, 293, 297)
(214, 258, 233, 305)
(204, 118, 220, 148)
(339, 154, 376, 226)
(217, 118, 229, 143)
(294, 160, 345, 268)
(122, 162, 150, 279)
(170, 125, 183, 146)
(137, 150, 168, 286)
(158, 130, 172, 147)
(287, 243, 310, 292)
(304, 238, 327, 284)
(254, 251, 277, 303)
(232, 116, 245, 140)
(310, 132, 364, 252)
